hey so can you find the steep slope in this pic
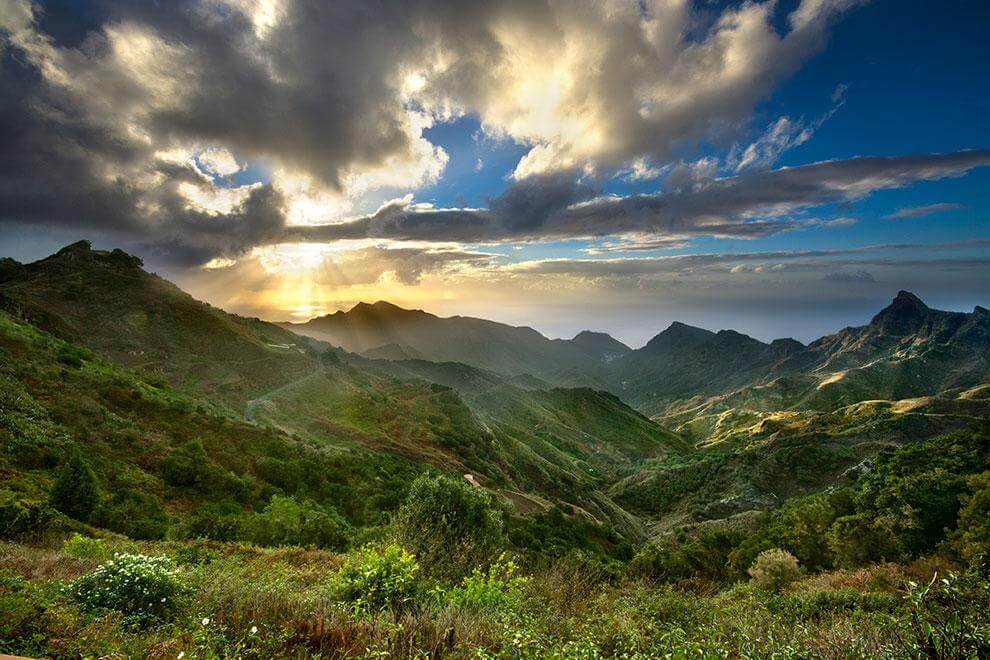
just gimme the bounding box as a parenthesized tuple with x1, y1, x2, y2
(608, 322, 804, 415)
(0, 244, 684, 533)
(281, 300, 629, 383)
(0, 241, 315, 405)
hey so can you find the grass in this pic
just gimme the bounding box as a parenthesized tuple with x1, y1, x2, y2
(2, 538, 987, 658)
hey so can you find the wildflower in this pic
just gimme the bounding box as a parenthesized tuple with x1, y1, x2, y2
(250, 625, 258, 634)
(202, 617, 210, 626)
(178, 653, 185, 659)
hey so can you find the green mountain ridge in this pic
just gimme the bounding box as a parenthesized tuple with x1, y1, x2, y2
(0, 244, 682, 539)
(280, 299, 629, 383)
(2, 243, 988, 541)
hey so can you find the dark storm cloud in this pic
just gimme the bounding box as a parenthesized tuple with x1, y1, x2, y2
(1, 0, 988, 267)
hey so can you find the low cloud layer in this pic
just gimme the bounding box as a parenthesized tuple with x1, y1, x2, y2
(882, 203, 965, 220)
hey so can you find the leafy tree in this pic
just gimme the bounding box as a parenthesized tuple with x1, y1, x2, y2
(91, 489, 168, 540)
(827, 512, 903, 568)
(729, 491, 851, 576)
(826, 426, 989, 567)
(49, 450, 99, 522)
(177, 501, 245, 542)
(393, 474, 504, 580)
(159, 439, 211, 487)
(247, 495, 349, 549)
(954, 471, 990, 567)
(0, 490, 58, 539)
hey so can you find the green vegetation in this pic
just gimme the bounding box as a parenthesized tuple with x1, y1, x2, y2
(2, 246, 989, 655)
(393, 474, 504, 579)
(336, 544, 422, 614)
(747, 548, 802, 593)
(63, 553, 188, 624)
(2, 424, 989, 656)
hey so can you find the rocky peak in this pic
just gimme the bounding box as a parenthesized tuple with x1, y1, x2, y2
(869, 291, 931, 334)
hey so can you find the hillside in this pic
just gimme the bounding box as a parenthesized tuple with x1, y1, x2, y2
(0, 244, 683, 536)
(606, 323, 805, 415)
(2, 243, 988, 539)
(0, 241, 315, 406)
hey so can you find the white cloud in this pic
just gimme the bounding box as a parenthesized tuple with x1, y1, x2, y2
(198, 147, 242, 178)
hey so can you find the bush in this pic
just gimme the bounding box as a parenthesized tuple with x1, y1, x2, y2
(63, 554, 187, 624)
(0, 490, 59, 539)
(447, 554, 528, 613)
(0, 570, 52, 648)
(336, 544, 421, 614)
(62, 533, 112, 560)
(50, 450, 99, 522)
(894, 570, 990, 659)
(748, 548, 801, 593)
(159, 439, 212, 487)
(954, 471, 990, 566)
(177, 501, 245, 542)
(91, 489, 168, 540)
(393, 474, 503, 580)
(246, 495, 349, 549)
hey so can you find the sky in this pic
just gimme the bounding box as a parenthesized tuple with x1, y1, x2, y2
(1, 0, 988, 346)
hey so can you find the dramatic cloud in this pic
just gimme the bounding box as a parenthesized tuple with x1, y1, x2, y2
(1, 0, 869, 265)
(287, 151, 990, 245)
(882, 203, 965, 219)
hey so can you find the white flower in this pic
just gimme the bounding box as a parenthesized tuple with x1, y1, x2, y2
(202, 617, 210, 626)
(250, 626, 258, 634)
(178, 653, 185, 659)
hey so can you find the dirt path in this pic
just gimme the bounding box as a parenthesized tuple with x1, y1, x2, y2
(245, 369, 322, 422)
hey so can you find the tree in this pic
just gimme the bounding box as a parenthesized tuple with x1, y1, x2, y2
(50, 450, 99, 522)
(393, 474, 504, 580)
(247, 495, 350, 549)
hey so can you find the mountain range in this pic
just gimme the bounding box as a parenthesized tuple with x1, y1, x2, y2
(2, 242, 988, 538)
(284, 290, 990, 420)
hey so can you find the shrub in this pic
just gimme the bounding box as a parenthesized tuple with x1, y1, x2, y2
(0, 489, 59, 539)
(627, 542, 692, 584)
(0, 569, 52, 648)
(448, 554, 528, 613)
(336, 544, 421, 614)
(56, 345, 89, 368)
(827, 513, 902, 568)
(246, 495, 349, 549)
(954, 471, 990, 566)
(50, 450, 99, 522)
(160, 439, 212, 487)
(894, 570, 990, 659)
(91, 489, 168, 540)
(178, 501, 246, 542)
(393, 474, 503, 579)
(748, 548, 801, 593)
(63, 554, 187, 624)
(62, 533, 112, 560)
